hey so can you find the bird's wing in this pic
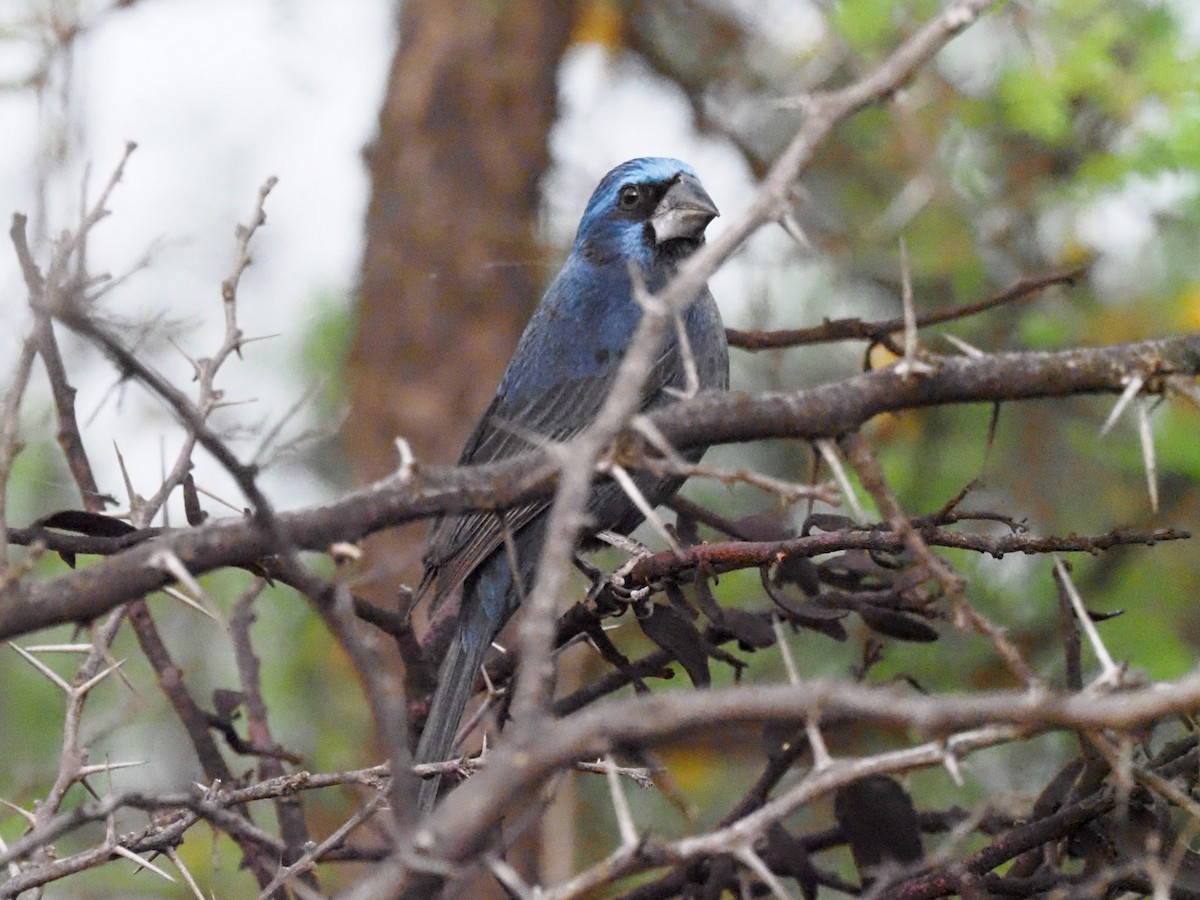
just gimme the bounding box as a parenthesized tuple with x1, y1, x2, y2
(417, 339, 686, 610)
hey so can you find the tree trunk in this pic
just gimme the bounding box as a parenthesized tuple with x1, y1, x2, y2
(350, 2, 573, 481)
(347, 2, 574, 891)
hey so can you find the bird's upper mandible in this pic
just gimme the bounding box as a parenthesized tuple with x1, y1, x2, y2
(647, 171, 719, 245)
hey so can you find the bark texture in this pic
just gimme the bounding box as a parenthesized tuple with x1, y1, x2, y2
(350, 1, 574, 480)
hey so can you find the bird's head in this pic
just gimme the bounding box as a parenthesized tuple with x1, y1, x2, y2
(574, 158, 719, 268)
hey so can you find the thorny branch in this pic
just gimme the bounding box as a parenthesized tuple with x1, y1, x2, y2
(726, 267, 1085, 352)
(0, 330, 1195, 641)
(6, 0, 1200, 898)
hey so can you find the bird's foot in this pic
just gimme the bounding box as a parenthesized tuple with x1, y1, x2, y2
(580, 557, 655, 617)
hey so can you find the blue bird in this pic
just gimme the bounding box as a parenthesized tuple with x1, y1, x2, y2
(412, 158, 728, 811)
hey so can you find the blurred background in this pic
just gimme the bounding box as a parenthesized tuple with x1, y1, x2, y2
(3, 0, 1200, 895)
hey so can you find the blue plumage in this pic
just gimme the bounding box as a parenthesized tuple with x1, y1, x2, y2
(413, 158, 728, 811)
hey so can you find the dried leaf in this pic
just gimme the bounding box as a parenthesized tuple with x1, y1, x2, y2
(857, 607, 939, 643)
(733, 514, 791, 542)
(763, 578, 849, 643)
(775, 551, 821, 595)
(762, 824, 819, 900)
(36, 510, 137, 537)
(182, 472, 209, 526)
(834, 775, 924, 883)
(716, 608, 776, 650)
(698, 854, 736, 899)
(638, 603, 711, 687)
(691, 570, 724, 621)
(762, 572, 849, 641)
(664, 582, 699, 621)
(801, 513, 857, 535)
(212, 689, 245, 721)
(790, 602, 849, 642)
(673, 512, 700, 546)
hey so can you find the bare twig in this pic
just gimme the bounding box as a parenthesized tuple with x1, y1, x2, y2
(726, 268, 1084, 351)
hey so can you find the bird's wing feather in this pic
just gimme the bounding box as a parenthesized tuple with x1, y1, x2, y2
(418, 337, 687, 608)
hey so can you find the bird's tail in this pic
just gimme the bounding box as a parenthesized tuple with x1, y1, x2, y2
(414, 603, 493, 813)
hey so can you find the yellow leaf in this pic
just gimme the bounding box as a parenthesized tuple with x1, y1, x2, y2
(572, 0, 624, 50)
(868, 343, 902, 370)
(1175, 284, 1200, 331)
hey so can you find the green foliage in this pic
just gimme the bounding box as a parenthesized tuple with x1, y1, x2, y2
(831, 0, 901, 52)
(301, 289, 356, 413)
(997, 65, 1073, 145)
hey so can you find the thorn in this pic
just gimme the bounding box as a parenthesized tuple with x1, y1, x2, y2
(225, 332, 281, 349)
(103, 645, 139, 696)
(104, 757, 118, 843)
(629, 415, 688, 466)
(166, 336, 203, 380)
(192, 483, 244, 513)
(112, 441, 146, 519)
(209, 397, 259, 413)
(942, 744, 965, 787)
(0, 797, 36, 825)
(771, 615, 800, 686)
(480, 662, 504, 699)
(1100, 373, 1146, 437)
(148, 549, 220, 619)
(484, 856, 534, 899)
(394, 437, 417, 482)
(893, 237, 934, 379)
(78, 759, 146, 777)
(815, 439, 865, 522)
(942, 333, 985, 358)
(604, 754, 639, 848)
(578, 758, 657, 788)
(1053, 556, 1121, 687)
(1137, 395, 1159, 513)
(23, 643, 95, 653)
(672, 307, 700, 398)
(736, 845, 792, 900)
(805, 713, 833, 771)
(112, 844, 177, 882)
(165, 847, 206, 900)
(77, 658, 126, 695)
(8, 642, 72, 693)
(778, 212, 812, 250)
(193, 779, 222, 801)
(609, 464, 681, 555)
(161, 586, 221, 623)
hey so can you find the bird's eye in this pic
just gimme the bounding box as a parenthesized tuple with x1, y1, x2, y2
(618, 185, 641, 209)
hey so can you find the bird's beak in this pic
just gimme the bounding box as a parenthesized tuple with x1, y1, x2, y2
(650, 173, 719, 244)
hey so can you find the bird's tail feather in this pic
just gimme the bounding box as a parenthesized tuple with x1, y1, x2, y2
(414, 611, 492, 813)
